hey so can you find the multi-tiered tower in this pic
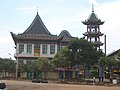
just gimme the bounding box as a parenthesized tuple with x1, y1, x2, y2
(82, 5, 104, 50)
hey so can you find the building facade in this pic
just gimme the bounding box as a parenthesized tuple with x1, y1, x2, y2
(11, 12, 72, 62)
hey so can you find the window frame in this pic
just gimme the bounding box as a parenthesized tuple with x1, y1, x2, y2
(27, 44, 32, 54)
(50, 44, 55, 54)
(42, 44, 48, 54)
(19, 44, 24, 54)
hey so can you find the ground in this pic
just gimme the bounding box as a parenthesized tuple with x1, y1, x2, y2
(1, 80, 120, 90)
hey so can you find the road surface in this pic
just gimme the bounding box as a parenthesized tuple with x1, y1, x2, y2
(1, 80, 120, 90)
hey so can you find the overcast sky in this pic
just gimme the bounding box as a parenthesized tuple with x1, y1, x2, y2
(0, 0, 120, 59)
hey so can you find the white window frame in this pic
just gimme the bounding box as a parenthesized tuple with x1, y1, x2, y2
(42, 44, 48, 54)
(50, 44, 55, 54)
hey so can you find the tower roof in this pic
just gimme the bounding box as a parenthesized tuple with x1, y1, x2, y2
(88, 4, 98, 22)
(23, 12, 51, 35)
(82, 5, 104, 25)
(88, 12, 98, 22)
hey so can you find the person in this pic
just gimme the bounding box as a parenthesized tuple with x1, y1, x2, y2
(102, 77, 104, 82)
(93, 77, 96, 84)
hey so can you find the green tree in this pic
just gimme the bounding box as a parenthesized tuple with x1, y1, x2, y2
(68, 38, 102, 66)
(53, 38, 103, 79)
(98, 56, 119, 80)
(36, 57, 53, 79)
(117, 51, 120, 71)
(21, 61, 37, 72)
(53, 47, 70, 68)
(0, 58, 16, 73)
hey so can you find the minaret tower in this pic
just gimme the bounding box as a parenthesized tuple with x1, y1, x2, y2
(82, 5, 104, 50)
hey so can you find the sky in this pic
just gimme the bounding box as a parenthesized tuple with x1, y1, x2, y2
(0, 0, 120, 59)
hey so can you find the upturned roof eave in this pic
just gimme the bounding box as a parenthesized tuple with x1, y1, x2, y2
(10, 33, 64, 42)
(82, 21, 104, 25)
(10, 32, 17, 45)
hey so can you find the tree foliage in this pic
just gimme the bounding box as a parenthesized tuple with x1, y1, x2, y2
(0, 58, 16, 72)
(53, 38, 103, 69)
(21, 61, 37, 72)
(53, 47, 70, 68)
(68, 38, 103, 66)
(36, 57, 53, 72)
(20, 57, 52, 73)
(98, 56, 120, 76)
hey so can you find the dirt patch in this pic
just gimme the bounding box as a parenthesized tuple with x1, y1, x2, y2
(1, 80, 120, 90)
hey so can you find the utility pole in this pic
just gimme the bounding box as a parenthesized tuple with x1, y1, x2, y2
(16, 45, 19, 79)
(104, 35, 106, 56)
(16, 53, 18, 79)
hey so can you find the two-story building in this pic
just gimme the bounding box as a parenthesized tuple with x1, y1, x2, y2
(11, 12, 72, 63)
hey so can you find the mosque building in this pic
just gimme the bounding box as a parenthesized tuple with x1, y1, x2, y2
(11, 12, 73, 63)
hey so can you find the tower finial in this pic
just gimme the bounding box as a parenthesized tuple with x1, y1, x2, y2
(92, 4, 94, 13)
(37, 7, 38, 15)
(37, 0, 39, 15)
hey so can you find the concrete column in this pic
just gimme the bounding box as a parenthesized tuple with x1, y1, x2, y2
(24, 44, 27, 54)
(48, 44, 50, 55)
(32, 44, 34, 55)
(55, 45, 58, 54)
(40, 44, 42, 55)
(16, 44, 19, 54)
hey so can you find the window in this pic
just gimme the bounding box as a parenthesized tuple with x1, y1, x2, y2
(19, 44, 24, 54)
(50, 45, 55, 54)
(34, 44, 40, 56)
(27, 44, 32, 54)
(42, 44, 47, 54)
(57, 46, 60, 51)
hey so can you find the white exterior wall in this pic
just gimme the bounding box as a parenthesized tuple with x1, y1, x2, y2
(16, 43, 58, 58)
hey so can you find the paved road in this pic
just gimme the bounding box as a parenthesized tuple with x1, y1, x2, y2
(1, 80, 120, 90)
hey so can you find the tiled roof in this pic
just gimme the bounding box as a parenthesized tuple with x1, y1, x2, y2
(11, 33, 61, 41)
(59, 30, 72, 42)
(10, 12, 72, 44)
(88, 12, 98, 22)
(82, 12, 104, 25)
(59, 30, 72, 38)
(107, 49, 120, 57)
(23, 12, 51, 35)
